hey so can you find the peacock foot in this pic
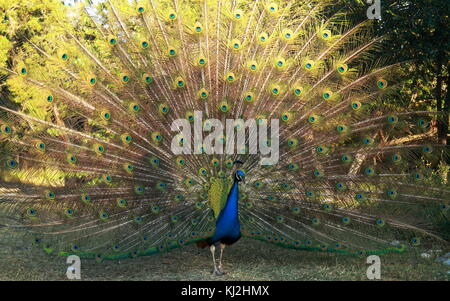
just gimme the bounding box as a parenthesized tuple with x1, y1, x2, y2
(214, 269, 225, 276)
(212, 266, 225, 276)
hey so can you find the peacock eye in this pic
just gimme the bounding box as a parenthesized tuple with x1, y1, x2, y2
(61, 53, 68, 60)
(21, 67, 27, 74)
(377, 79, 387, 88)
(38, 142, 45, 150)
(365, 168, 374, 175)
(7, 159, 17, 168)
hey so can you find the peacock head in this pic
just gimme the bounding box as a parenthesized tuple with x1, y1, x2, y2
(234, 169, 245, 183)
(233, 160, 245, 183)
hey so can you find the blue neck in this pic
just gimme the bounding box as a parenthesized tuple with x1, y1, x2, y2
(217, 179, 239, 223)
(211, 179, 241, 243)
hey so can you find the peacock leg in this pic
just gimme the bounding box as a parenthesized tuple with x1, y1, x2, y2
(210, 244, 224, 276)
(218, 243, 226, 274)
(210, 245, 218, 274)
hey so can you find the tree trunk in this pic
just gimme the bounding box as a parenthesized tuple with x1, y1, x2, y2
(445, 65, 450, 147)
(436, 62, 445, 144)
(445, 65, 450, 181)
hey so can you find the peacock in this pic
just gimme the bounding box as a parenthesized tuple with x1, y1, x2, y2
(0, 0, 448, 277)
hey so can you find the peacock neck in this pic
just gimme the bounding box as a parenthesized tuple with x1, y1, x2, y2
(221, 180, 240, 222)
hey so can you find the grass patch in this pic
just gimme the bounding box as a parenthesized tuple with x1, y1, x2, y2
(0, 235, 448, 281)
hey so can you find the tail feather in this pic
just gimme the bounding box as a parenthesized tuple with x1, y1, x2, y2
(0, 0, 448, 260)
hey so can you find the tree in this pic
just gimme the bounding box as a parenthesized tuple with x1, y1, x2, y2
(379, 0, 449, 144)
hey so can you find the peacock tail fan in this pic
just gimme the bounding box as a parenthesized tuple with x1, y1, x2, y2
(0, 0, 448, 261)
